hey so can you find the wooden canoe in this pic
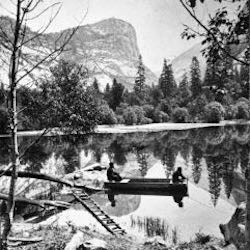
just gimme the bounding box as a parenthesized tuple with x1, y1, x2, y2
(104, 178, 188, 196)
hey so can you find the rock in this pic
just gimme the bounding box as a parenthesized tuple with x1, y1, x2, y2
(219, 202, 246, 250)
(64, 231, 85, 250)
(144, 236, 167, 247)
(80, 238, 107, 250)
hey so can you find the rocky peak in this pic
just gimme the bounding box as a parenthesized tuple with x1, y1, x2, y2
(0, 16, 157, 89)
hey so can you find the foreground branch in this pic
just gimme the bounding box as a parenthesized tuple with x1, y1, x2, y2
(0, 193, 70, 209)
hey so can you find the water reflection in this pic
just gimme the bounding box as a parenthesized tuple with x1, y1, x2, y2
(0, 125, 249, 241)
(0, 125, 249, 206)
(130, 215, 178, 243)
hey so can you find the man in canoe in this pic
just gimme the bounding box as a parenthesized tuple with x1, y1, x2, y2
(172, 167, 186, 183)
(107, 162, 122, 182)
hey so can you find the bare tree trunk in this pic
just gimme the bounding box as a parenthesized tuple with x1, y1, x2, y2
(246, 165, 250, 250)
(0, 1, 21, 248)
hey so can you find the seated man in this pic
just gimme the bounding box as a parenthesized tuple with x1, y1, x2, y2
(107, 162, 122, 182)
(172, 167, 186, 183)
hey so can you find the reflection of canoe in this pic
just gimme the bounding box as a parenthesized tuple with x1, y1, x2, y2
(104, 178, 188, 196)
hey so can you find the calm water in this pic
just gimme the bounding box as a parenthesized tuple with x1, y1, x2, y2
(0, 125, 249, 242)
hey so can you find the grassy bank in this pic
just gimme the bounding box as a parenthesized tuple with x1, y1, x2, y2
(1, 120, 250, 138)
(8, 223, 235, 250)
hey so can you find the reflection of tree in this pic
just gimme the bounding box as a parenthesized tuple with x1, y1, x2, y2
(172, 131, 191, 163)
(206, 156, 223, 206)
(205, 127, 225, 146)
(20, 137, 53, 172)
(62, 147, 79, 174)
(109, 138, 127, 166)
(222, 162, 234, 199)
(192, 145, 203, 184)
(88, 134, 115, 162)
(240, 145, 250, 175)
(135, 149, 149, 177)
(161, 147, 178, 178)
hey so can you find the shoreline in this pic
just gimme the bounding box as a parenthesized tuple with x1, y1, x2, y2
(0, 120, 249, 138)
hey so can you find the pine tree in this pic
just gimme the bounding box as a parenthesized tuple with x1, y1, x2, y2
(203, 48, 234, 102)
(109, 78, 125, 111)
(134, 55, 146, 98)
(92, 78, 100, 93)
(190, 57, 202, 97)
(104, 83, 111, 103)
(177, 73, 191, 107)
(158, 59, 177, 99)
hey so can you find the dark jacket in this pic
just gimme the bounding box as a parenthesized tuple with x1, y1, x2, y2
(172, 170, 185, 183)
(107, 167, 122, 181)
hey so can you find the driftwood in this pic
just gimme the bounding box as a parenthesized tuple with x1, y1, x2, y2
(7, 236, 43, 247)
(0, 193, 71, 209)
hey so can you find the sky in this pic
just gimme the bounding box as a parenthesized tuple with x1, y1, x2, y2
(0, 0, 237, 72)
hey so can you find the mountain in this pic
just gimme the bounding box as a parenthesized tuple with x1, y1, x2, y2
(171, 37, 248, 83)
(0, 17, 157, 90)
(171, 43, 206, 83)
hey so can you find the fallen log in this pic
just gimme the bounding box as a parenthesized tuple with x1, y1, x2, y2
(0, 193, 71, 209)
(0, 170, 75, 187)
(7, 236, 43, 247)
(0, 169, 104, 191)
(8, 236, 43, 242)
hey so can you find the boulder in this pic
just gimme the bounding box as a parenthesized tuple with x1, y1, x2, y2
(219, 202, 246, 250)
(80, 238, 107, 250)
(65, 233, 107, 250)
(64, 231, 85, 250)
(144, 236, 167, 247)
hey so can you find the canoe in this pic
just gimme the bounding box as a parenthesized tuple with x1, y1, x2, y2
(104, 178, 188, 196)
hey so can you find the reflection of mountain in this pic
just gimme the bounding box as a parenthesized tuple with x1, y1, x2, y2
(92, 193, 141, 217)
(0, 125, 249, 214)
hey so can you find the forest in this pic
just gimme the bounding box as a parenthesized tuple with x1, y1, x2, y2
(0, 50, 249, 135)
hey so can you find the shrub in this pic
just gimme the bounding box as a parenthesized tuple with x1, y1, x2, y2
(203, 102, 225, 123)
(224, 105, 234, 120)
(142, 104, 154, 120)
(132, 105, 145, 125)
(233, 101, 250, 120)
(98, 105, 117, 125)
(141, 117, 153, 124)
(188, 94, 208, 122)
(123, 107, 137, 125)
(0, 108, 8, 134)
(159, 100, 172, 116)
(152, 109, 169, 123)
(116, 115, 125, 124)
(237, 97, 249, 104)
(172, 107, 189, 123)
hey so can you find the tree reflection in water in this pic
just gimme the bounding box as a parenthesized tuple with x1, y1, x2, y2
(0, 125, 250, 246)
(130, 215, 178, 243)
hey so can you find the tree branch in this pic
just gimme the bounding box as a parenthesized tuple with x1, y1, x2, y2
(179, 0, 249, 66)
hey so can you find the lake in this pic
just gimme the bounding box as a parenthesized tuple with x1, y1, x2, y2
(0, 125, 249, 243)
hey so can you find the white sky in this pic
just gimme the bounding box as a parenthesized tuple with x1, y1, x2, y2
(0, 0, 237, 72)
